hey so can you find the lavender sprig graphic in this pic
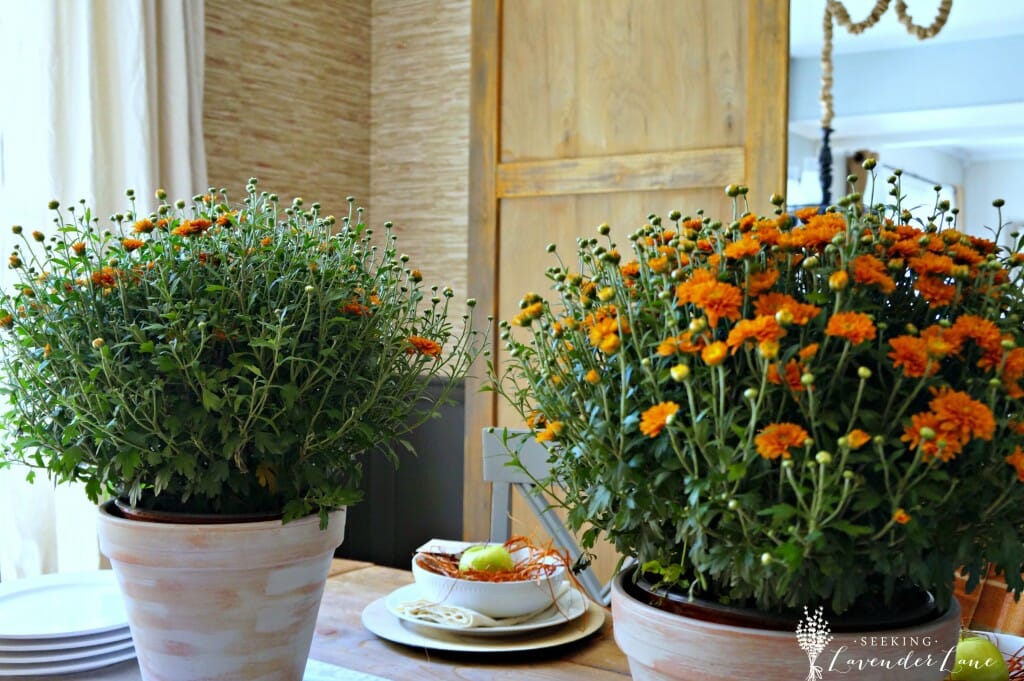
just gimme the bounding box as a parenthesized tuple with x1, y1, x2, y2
(796, 606, 833, 681)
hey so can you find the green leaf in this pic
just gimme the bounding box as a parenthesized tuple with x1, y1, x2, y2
(757, 503, 797, 521)
(201, 387, 223, 411)
(829, 520, 873, 536)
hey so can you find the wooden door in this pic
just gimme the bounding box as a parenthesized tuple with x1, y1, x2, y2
(465, 0, 789, 584)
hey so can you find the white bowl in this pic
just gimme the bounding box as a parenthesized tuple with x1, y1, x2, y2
(411, 549, 567, 619)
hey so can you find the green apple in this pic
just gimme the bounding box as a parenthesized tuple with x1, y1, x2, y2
(949, 636, 1009, 681)
(458, 544, 514, 572)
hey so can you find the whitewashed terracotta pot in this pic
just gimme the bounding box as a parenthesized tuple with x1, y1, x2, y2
(611, 570, 962, 681)
(96, 501, 346, 681)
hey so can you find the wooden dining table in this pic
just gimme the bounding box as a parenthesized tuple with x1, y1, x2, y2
(29, 559, 631, 681)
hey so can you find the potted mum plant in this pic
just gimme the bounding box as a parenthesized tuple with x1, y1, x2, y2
(493, 162, 1024, 680)
(0, 180, 481, 681)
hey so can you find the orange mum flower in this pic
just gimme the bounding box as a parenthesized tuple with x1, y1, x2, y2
(723, 237, 761, 260)
(588, 314, 628, 355)
(767, 359, 804, 393)
(825, 311, 876, 345)
(948, 314, 1002, 368)
(888, 335, 932, 378)
(133, 218, 155, 233)
(746, 268, 779, 296)
(535, 421, 564, 443)
(798, 343, 819, 360)
(406, 335, 442, 358)
(657, 332, 704, 356)
(91, 267, 120, 289)
(687, 281, 743, 329)
(121, 238, 145, 252)
(947, 242, 984, 266)
(726, 315, 786, 353)
(648, 256, 670, 274)
(511, 301, 544, 327)
(701, 341, 728, 366)
(914, 276, 956, 308)
(929, 386, 995, 446)
(909, 252, 955, 278)
(1005, 447, 1024, 482)
(846, 429, 871, 449)
(675, 268, 718, 304)
(892, 509, 911, 525)
(752, 222, 782, 247)
(793, 206, 818, 223)
(851, 255, 895, 294)
(787, 213, 846, 250)
(71, 242, 86, 256)
(1002, 347, 1024, 399)
(171, 218, 213, 237)
(919, 325, 954, 360)
(902, 411, 960, 462)
(755, 423, 809, 460)
(620, 261, 641, 278)
(753, 292, 821, 326)
(340, 301, 371, 317)
(640, 401, 679, 438)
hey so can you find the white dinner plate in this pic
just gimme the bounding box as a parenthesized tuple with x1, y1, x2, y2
(0, 638, 134, 664)
(0, 626, 131, 652)
(0, 645, 135, 677)
(384, 583, 588, 636)
(362, 594, 605, 653)
(0, 571, 128, 639)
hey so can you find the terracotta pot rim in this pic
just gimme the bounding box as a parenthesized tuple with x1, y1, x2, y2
(611, 568, 960, 639)
(110, 498, 285, 524)
(98, 499, 343, 532)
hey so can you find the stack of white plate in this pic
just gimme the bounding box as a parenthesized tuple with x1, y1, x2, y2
(0, 571, 135, 677)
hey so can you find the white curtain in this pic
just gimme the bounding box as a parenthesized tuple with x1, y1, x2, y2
(0, 0, 207, 581)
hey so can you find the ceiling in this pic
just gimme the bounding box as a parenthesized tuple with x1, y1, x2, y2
(790, 0, 1024, 58)
(789, 0, 1024, 162)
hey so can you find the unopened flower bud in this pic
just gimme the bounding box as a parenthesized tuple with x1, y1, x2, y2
(857, 366, 872, 379)
(919, 427, 936, 441)
(743, 387, 758, 401)
(800, 372, 815, 386)
(829, 270, 849, 291)
(815, 451, 832, 465)
(993, 199, 1006, 208)
(775, 308, 794, 326)
(725, 184, 741, 197)
(760, 552, 772, 566)
(92, 338, 105, 348)
(670, 364, 691, 382)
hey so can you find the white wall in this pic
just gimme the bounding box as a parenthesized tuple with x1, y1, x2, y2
(963, 160, 1024, 239)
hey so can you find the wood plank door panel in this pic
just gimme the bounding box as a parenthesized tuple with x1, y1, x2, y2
(466, 0, 789, 588)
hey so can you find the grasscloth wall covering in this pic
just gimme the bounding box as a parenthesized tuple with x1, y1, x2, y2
(370, 0, 472, 314)
(204, 0, 472, 315)
(203, 0, 371, 218)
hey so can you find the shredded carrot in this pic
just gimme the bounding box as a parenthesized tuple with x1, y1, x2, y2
(1008, 641, 1024, 679)
(416, 535, 568, 583)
